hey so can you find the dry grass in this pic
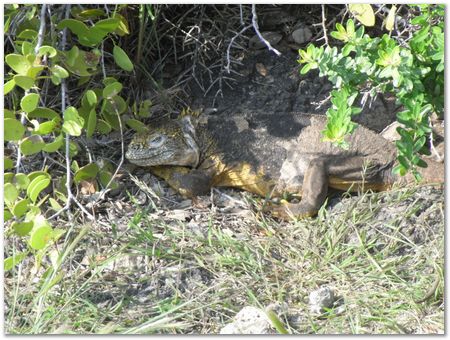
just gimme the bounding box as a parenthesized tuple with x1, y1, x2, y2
(4, 184, 444, 334)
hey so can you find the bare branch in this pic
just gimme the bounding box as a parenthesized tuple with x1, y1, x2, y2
(225, 24, 252, 74)
(34, 4, 47, 54)
(16, 5, 48, 174)
(251, 4, 281, 56)
(321, 5, 329, 46)
(93, 106, 125, 204)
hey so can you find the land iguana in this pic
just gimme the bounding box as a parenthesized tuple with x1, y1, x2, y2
(125, 113, 444, 220)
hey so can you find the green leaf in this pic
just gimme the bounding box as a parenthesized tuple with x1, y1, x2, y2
(4, 79, 16, 94)
(5, 172, 14, 184)
(13, 75, 35, 90)
(82, 90, 98, 108)
(51, 65, 69, 79)
(103, 82, 123, 98)
(27, 175, 51, 203)
(4, 209, 13, 222)
(99, 170, 119, 190)
(57, 18, 89, 38)
(342, 44, 354, 57)
(300, 63, 312, 74)
(12, 221, 34, 236)
(61, 47, 98, 76)
(137, 99, 152, 117)
(20, 135, 45, 155)
(27, 171, 51, 183)
(43, 134, 64, 153)
(335, 22, 346, 34)
(93, 18, 120, 33)
(37, 45, 57, 58)
(113, 45, 134, 71)
(4, 252, 28, 271)
(14, 173, 30, 190)
(86, 109, 97, 138)
(22, 41, 34, 55)
(35, 120, 57, 135)
(6, 54, 31, 75)
(126, 119, 149, 133)
(97, 119, 112, 134)
(68, 141, 80, 157)
(330, 31, 347, 41)
(4, 118, 25, 141)
(349, 4, 375, 27)
(4, 109, 15, 119)
(103, 95, 127, 114)
(379, 66, 392, 78)
(102, 76, 118, 86)
(12, 198, 30, 218)
(346, 19, 355, 37)
(266, 309, 289, 334)
(4, 183, 19, 206)
(17, 29, 38, 40)
(385, 5, 397, 31)
(4, 157, 14, 170)
(29, 217, 53, 250)
(113, 13, 130, 36)
(414, 157, 428, 168)
(28, 107, 60, 120)
(76, 8, 105, 20)
(49, 197, 63, 211)
(74, 162, 99, 184)
(27, 65, 45, 79)
(20, 93, 40, 113)
(62, 107, 84, 136)
(51, 75, 63, 86)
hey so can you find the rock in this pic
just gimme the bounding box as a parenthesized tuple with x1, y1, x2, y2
(220, 306, 275, 334)
(249, 32, 283, 50)
(292, 27, 312, 45)
(380, 120, 403, 142)
(309, 286, 335, 314)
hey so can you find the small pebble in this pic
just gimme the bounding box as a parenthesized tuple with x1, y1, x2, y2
(309, 286, 335, 314)
(292, 27, 312, 44)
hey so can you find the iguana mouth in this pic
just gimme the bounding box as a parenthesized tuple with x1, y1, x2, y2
(126, 150, 175, 166)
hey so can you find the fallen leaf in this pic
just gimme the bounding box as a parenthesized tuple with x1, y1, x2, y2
(256, 63, 268, 76)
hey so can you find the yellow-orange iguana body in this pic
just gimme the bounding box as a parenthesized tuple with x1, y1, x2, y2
(125, 113, 444, 220)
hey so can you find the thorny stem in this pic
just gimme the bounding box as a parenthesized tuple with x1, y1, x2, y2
(225, 24, 252, 74)
(49, 5, 104, 225)
(311, 7, 346, 42)
(100, 42, 107, 79)
(251, 4, 281, 56)
(94, 107, 125, 204)
(321, 5, 329, 46)
(239, 5, 245, 26)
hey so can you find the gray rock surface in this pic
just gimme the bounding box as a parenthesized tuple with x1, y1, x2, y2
(220, 306, 275, 334)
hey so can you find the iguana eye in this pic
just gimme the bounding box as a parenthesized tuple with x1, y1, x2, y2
(149, 135, 165, 147)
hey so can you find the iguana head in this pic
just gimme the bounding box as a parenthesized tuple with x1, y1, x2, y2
(126, 116, 200, 167)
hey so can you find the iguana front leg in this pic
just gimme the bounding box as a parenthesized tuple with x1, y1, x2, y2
(151, 166, 213, 197)
(271, 157, 328, 220)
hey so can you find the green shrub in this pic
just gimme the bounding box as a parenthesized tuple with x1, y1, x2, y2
(298, 4, 444, 180)
(4, 4, 139, 270)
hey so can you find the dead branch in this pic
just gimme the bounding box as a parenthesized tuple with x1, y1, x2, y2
(251, 4, 281, 56)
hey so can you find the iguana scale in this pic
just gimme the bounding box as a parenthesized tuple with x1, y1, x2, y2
(126, 113, 444, 220)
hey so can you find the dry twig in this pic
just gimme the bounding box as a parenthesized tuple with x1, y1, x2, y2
(251, 4, 281, 56)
